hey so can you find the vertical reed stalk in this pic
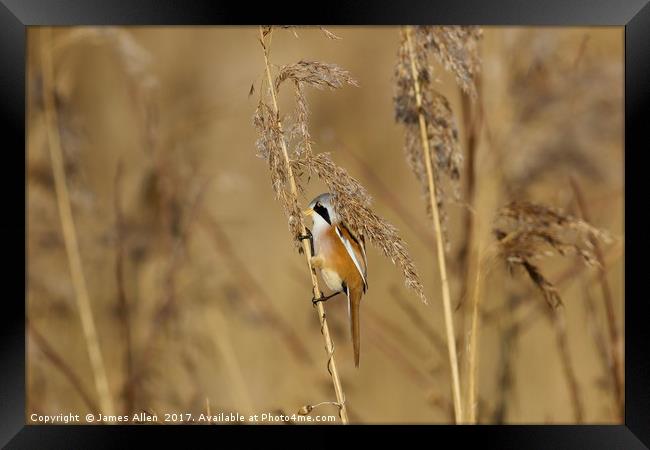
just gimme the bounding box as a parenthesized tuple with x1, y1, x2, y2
(40, 28, 114, 417)
(466, 242, 483, 423)
(258, 26, 349, 424)
(114, 162, 135, 416)
(550, 309, 584, 423)
(404, 26, 462, 423)
(456, 83, 482, 362)
(570, 177, 623, 420)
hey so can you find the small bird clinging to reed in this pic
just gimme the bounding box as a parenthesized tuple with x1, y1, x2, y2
(302, 193, 368, 368)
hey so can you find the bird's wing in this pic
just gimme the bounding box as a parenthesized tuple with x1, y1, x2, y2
(359, 233, 368, 290)
(340, 223, 368, 281)
(335, 225, 368, 291)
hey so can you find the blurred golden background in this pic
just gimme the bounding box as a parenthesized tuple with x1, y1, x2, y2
(27, 26, 623, 424)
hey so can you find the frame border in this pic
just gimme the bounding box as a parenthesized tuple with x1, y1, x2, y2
(3, 1, 647, 447)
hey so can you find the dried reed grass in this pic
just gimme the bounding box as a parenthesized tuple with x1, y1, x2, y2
(33, 26, 170, 420)
(570, 178, 623, 420)
(455, 77, 483, 367)
(113, 162, 134, 415)
(457, 77, 483, 424)
(394, 26, 481, 248)
(129, 178, 210, 399)
(491, 199, 615, 422)
(40, 27, 115, 418)
(394, 25, 481, 423)
(27, 26, 623, 426)
(493, 200, 611, 308)
(549, 307, 584, 422)
(418, 26, 482, 99)
(492, 296, 541, 423)
(465, 227, 484, 423)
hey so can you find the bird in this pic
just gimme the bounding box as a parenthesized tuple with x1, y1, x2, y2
(302, 192, 368, 367)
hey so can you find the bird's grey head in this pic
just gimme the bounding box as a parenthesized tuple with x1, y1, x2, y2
(305, 192, 336, 225)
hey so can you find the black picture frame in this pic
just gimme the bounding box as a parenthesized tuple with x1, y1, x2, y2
(3, 0, 648, 447)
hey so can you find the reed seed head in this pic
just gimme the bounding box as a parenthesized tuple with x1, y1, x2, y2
(254, 28, 428, 303)
(493, 200, 611, 308)
(393, 26, 481, 249)
(418, 26, 482, 99)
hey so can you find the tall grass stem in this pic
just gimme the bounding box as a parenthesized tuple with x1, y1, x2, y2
(404, 26, 462, 423)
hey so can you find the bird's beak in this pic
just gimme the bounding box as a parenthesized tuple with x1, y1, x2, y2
(303, 208, 314, 216)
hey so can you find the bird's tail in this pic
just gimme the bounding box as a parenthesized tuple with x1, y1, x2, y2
(348, 288, 362, 368)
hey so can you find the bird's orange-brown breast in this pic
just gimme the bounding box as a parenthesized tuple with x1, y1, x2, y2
(317, 225, 365, 293)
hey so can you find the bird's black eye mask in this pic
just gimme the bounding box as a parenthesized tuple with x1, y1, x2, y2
(313, 202, 331, 225)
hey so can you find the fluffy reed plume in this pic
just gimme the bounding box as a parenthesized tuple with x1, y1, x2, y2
(40, 28, 115, 418)
(255, 28, 428, 303)
(253, 102, 302, 244)
(394, 26, 481, 246)
(394, 26, 480, 423)
(493, 200, 611, 308)
(417, 26, 482, 99)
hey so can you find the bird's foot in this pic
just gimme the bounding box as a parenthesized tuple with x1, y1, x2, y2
(297, 228, 312, 241)
(297, 228, 315, 255)
(312, 291, 341, 306)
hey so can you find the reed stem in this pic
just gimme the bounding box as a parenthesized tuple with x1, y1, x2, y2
(551, 309, 584, 423)
(404, 26, 463, 423)
(113, 162, 135, 416)
(466, 244, 483, 423)
(570, 177, 623, 420)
